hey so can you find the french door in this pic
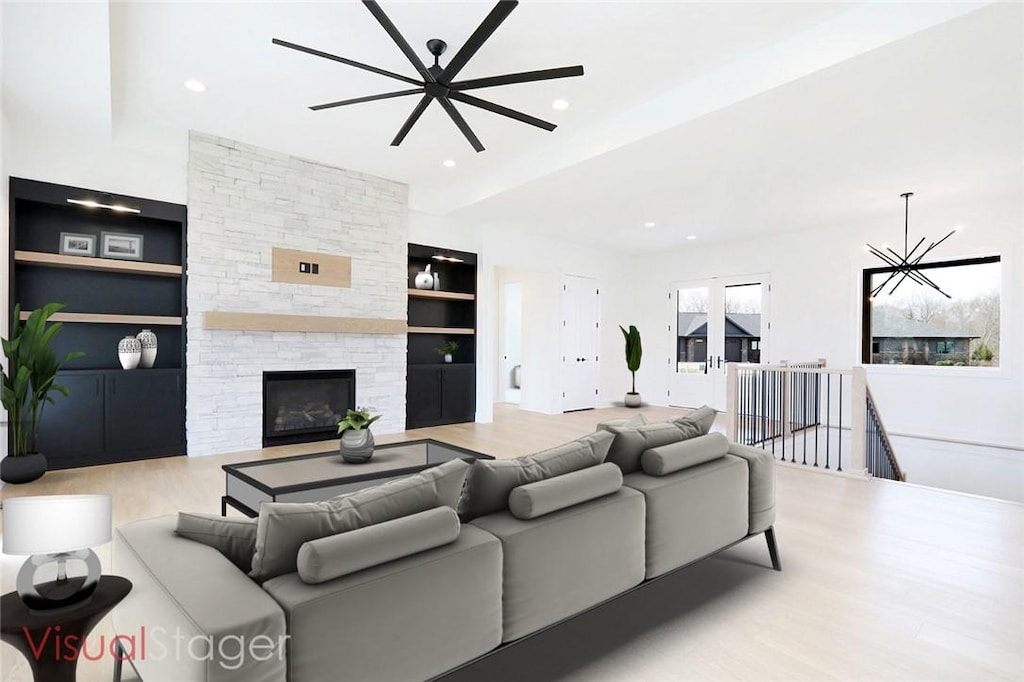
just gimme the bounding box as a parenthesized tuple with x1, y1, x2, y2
(669, 274, 769, 411)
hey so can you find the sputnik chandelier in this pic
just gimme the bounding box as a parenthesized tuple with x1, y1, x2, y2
(866, 192, 957, 299)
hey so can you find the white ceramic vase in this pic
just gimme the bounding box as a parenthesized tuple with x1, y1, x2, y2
(118, 336, 142, 370)
(414, 265, 434, 290)
(137, 329, 158, 369)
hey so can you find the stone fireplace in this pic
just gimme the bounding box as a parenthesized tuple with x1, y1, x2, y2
(263, 370, 356, 447)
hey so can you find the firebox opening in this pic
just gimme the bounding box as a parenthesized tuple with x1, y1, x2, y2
(263, 370, 356, 447)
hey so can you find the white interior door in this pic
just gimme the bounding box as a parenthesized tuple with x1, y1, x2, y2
(499, 281, 523, 404)
(561, 275, 600, 411)
(670, 275, 769, 410)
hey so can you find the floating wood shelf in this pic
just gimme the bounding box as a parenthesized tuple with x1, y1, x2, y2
(203, 311, 407, 335)
(407, 289, 475, 301)
(407, 326, 476, 335)
(14, 250, 182, 277)
(19, 311, 183, 325)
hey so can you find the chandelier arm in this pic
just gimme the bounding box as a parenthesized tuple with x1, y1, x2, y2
(871, 270, 902, 297)
(903, 236, 927, 263)
(868, 245, 938, 293)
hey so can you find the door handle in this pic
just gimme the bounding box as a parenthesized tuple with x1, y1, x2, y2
(717, 356, 723, 369)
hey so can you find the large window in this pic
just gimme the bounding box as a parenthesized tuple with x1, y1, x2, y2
(862, 256, 1000, 367)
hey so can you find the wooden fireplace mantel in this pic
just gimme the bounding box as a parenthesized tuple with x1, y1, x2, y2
(202, 311, 407, 335)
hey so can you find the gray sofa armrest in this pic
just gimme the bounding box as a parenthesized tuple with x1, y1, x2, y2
(727, 443, 777, 533)
(297, 506, 460, 584)
(113, 515, 287, 682)
(508, 462, 623, 519)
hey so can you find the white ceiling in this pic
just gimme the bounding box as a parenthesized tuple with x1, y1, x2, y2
(3, 1, 1020, 251)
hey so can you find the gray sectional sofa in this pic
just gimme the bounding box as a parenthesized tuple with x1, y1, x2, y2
(111, 409, 778, 682)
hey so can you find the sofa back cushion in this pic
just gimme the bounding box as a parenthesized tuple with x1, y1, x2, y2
(458, 430, 614, 521)
(641, 433, 730, 476)
(296, 506, 461, 584)
(249, 457, 470, 582)
(175, 512, 257, 573)
(508, 462, 623, 520)
(596, 412, 648, 432)
(606, 405, 717, 473)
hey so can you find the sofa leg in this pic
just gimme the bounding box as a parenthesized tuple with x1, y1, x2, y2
(764, 527, 781, 571)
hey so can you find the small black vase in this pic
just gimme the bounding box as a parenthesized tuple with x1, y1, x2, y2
(1, 452, 48, 484)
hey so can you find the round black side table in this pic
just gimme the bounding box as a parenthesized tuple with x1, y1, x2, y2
(1, 575, 132, 682)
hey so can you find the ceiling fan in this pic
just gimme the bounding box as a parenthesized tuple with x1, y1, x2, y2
(273, 0, 584, 152)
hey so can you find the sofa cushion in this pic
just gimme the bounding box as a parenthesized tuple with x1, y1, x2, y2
(596, 412, 649, 432)
(508, 462, 623, 520)
(625, 454, 749, 579)
(458, 430, 614, 521)
(174, 512, 257, 573)
(641, 433, 730, 476)
(470, 488, 645, 642)
(263, 525, 502, 682)
(673, 404, 717, 438)
(606, 406, 717, 473)
(296, 507, 460, 584)
(250, 458, 470, 582)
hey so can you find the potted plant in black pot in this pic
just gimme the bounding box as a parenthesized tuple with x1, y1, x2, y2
(2, 302, 85, 483)
(620, 324, 642, 407)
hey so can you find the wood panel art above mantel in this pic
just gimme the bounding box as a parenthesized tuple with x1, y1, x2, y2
(203, 311, 406, 335)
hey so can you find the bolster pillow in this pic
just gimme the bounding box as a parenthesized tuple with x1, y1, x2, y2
(296, 506, 460, 584)
(508, 462, 623, 520)
(641, 433, 730, 476)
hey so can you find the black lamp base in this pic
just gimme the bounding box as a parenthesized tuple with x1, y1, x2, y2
(21, 577, 97, 612)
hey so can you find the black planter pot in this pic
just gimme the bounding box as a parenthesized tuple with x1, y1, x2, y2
(1, 452, 48, 484)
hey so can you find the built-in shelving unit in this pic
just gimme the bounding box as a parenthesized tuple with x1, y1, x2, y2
(14, 250, 183, 277)
(407, 289, 475, 301)
(407, 326, 476, 335)
(406, 244, 477, 429)
(9, 177, 188, 469)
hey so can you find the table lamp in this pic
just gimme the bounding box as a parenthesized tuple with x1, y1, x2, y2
(2, 494, 112, 610)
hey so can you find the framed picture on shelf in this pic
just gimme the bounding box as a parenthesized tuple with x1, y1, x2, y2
(100, 232, 144, 261)
(58, 232, 97, 257)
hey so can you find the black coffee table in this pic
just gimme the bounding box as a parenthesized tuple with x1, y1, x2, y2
(221, 438, 492, 517)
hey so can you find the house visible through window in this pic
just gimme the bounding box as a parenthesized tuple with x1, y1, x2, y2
(862, 256, 1000, 367)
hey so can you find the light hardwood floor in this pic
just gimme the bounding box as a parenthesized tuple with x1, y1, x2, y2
(2, 404, 1022, 681)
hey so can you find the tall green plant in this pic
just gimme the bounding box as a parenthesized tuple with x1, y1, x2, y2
(1, 303, 85, 456)
(619, 325, 642, 393)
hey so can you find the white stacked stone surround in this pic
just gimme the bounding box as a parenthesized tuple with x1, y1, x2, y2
(186, 132, 408, 457)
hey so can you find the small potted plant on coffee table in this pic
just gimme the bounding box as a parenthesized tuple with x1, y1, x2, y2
(337, 407, 382, 464)
(435, 340, 459, 363)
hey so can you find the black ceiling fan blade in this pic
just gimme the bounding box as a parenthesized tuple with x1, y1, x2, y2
(442, 0, 518, 82)
(448, 91, 555, 131)
(392, 94, 434, 147)
(437, 97, 485, 152)
(451, 65, 584, 91)
(362, 1, 435, 83)
(272, 38, 421, 87)
(310, 88, 424, 111)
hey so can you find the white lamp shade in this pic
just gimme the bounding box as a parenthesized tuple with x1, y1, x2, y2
(2, 495, 112, 555)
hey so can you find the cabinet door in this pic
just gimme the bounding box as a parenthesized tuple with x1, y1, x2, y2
(35, 372, 105, 466)
(105, 371, 185, 456)
(407, 366, 443, 428)
(440, 365, 476, 423)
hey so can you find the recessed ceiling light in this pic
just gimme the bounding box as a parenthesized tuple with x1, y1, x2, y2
(184, 79, 207, 93)
(552, 99, 569, 111)
(644, 221, 656, 228)
(442, 159, 456, 168)
(687, 235, 697, 240)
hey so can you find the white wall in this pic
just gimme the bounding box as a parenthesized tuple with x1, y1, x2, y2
(625, 192, 1024, 449)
